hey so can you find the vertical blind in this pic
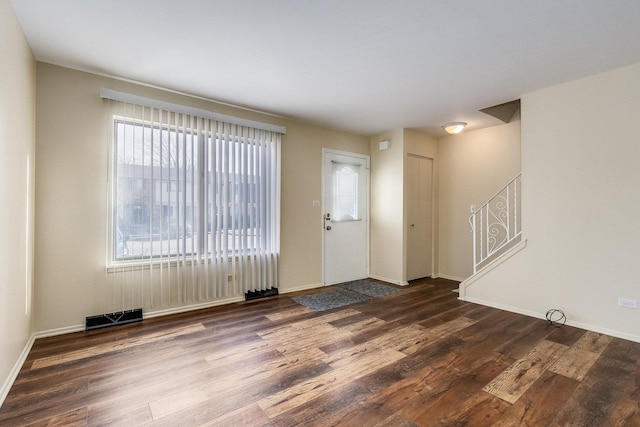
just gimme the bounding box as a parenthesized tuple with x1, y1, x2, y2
(103, 92, 282, 313)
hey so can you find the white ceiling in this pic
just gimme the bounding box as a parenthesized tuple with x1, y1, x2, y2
(11, 0, 640, 136)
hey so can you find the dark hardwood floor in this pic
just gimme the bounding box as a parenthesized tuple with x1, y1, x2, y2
(1, 278, 639, 426)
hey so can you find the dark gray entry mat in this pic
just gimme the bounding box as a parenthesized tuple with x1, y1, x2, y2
(338, 279, 401, 297)
(292, 279, 400, 311)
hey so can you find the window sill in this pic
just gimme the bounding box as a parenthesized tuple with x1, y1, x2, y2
(106, 253, 276, 273)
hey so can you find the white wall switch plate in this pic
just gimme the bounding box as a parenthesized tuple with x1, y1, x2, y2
(618, 297, 638, 309)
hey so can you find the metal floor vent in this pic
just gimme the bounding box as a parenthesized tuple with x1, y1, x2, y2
(85, 308, 143, 331)
(245, 288, 279, 301)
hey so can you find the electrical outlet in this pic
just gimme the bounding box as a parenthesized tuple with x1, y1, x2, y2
(618, 297, 638, 309)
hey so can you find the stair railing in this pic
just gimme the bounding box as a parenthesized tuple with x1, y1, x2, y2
(470, 173, 522, 274)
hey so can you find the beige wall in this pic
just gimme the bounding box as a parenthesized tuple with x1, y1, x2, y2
(281, 117, 370, 290)
(369, 129, 439, 284)
(438, 121, 522, 280)
(34, 63, 368, 332)
(0, 0, 36, 404)
(369, 129, 404, 284)
(463, 62, 640, 342)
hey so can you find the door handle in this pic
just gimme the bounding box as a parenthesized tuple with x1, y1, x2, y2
(326, 226, 332, 231)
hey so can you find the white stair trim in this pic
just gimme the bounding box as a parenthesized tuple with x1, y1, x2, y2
(458, 238, 528, 300)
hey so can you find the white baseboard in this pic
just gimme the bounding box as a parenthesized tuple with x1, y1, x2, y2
(461, 295, 640, 344)
(33, 324, 84, 339)
(0, 335, 35, 408)
(434, 274, 466, 282)
(279, 282, 323, 294)
(368, 275, 409, 286)
(34, 298, 248, 338)
(566, 319, 640, 344)
(33, 284, 322, 338)
(459, 239, 528, 299)
(144, 296, 245, 319)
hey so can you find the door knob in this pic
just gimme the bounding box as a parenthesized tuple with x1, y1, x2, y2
(326, 226, 332, 230)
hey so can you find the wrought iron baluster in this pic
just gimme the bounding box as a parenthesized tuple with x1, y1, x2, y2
(470, 173, 522, 274)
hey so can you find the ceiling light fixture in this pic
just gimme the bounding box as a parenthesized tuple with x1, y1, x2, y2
(442, 122, 467, 135)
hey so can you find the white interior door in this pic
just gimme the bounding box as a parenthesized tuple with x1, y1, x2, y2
(407, 155, 433, 281)
(323, 150, 369, 285)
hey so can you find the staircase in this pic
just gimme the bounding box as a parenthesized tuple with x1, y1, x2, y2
(470, 173, 522, 274)
(459, 173, 526, 299)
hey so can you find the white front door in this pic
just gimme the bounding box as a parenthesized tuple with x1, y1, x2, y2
(322, 149, 369, 285)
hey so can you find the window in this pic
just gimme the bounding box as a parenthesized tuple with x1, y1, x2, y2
(112, 115, 280, 264)
(103, 90, 283, 298)
(332, 163, 360, 221)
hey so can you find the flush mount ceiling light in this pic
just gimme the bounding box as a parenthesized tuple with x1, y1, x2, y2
(442, 122, 467, 135)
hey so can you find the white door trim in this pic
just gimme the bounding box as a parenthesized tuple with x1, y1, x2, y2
(322, 148, 370, 285)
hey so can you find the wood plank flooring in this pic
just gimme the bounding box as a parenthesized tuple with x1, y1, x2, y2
(2, 278, 640, 426)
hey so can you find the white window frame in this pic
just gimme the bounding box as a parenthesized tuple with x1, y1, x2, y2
(108, 115, 280, 268)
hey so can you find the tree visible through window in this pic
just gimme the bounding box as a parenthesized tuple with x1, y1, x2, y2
(113, 118, 277, 262)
